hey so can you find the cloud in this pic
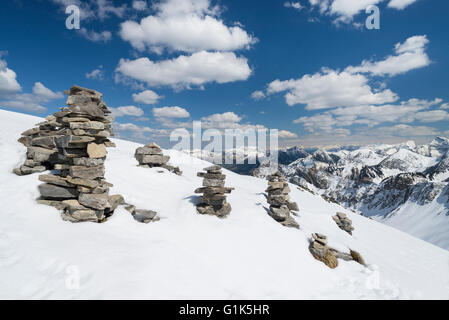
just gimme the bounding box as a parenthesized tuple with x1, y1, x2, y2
(51, 0, 126, 21)
(251, 90, 266, 100)
(309, 0, 383, 23)
(116, 51, 252, 89)
(153, 106, 190, 118)
(132, 89, 162, 104)
(119, 0, 256, 53)
(307, 0, 418, 24)
(294, 98, 444, 132)
(441, 103, 449, 110)
(132, 0, 147, 11)
(278, 130, 298, 139)
(32, 82, 64, 100)
(346, 35, 430, 76)
(0, 55, 22, 96)
(86, 66, 104, 80)
(370, 124, 439, 137)
(284, 2, 304, 10)
(78, 28, 112, 43)
(414, 110, 449, 123)
(0, 81, 63, 113)
(110, 105, 144, 117)
(96, 0, 126, 20)
(200, 111, 267, 131)
(266, 69, 397, 109)
(388, 0, 418, 10)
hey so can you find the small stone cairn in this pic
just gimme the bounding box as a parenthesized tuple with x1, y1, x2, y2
(309, 233, 365, 269)
(195, 165, 234, 217)
(266, 171, 299, 228)
(135, 142, 182, 175)
(332, 212, 354, 235)
(35, 85, 123, 223)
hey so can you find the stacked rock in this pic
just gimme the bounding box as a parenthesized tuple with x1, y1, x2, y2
(265, 171, 299, 229)
(195, 165, 234, 217)
(309, 233, 365, 268)
(309, 233, 338, 269)
(135, 142, 182, 175)
(332, 212, 355, 235)
(36, 85, 121, 223)
(14, 116, 63, 175)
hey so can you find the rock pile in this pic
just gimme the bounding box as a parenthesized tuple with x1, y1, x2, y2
(309, 233, 338, 269)
(135, 142, 182, 175)
(265, 171, 299, 229)
(195, 165, 234, 217)
(35, 85, 121, 223)
(309, 233, 365, 269)
(332, 212, 354, 235)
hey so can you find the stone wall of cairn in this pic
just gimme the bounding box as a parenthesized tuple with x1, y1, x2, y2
(266, 171, 299, 228)
(15, 117, 65, 175)
(35, 85, 123, 223)
(332, 212, 354, 235)
(135, 142, 182, 175)
(195, 165, 234, 217)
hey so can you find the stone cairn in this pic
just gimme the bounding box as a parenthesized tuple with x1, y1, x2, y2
(332, 212, 354, 235)
(309, 233, 365, 269)
(195, 165, 234, 217)
(135, 142, 182, 175)
(265, 171, 299, 229)
(35, 85, 123, 223)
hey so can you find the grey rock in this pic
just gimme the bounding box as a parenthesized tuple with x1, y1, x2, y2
(69, 165, 105, 180)
(202, 179, 225, 187)
(38, 174, 72, 187)
(79, 193, 109, 210)
(38, 183, 79, 199)
(269, 205, 290, 222)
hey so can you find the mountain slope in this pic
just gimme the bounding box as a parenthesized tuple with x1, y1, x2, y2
(1, 109, 449, 299)
(279, 139, 449, 250)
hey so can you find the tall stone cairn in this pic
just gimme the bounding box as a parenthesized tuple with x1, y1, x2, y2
(35, 85, 122, 223)
(266, 171, 299, 228)
(194, 165, 234, 217)
(134, 142, 182, 175)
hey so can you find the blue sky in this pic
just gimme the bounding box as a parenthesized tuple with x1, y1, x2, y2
(0, 0, 448, 147)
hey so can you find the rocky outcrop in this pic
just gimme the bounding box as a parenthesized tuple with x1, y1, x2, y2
(135, 142, 182, 175)
(195, 165, 234, 217)
(332, 212, 354, 235)
(266, 171, 299, 229)
(34, 85, 122, 223)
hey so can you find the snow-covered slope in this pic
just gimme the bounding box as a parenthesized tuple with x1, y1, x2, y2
(279, 139, 449, 251)
(1, 109, 449, 299)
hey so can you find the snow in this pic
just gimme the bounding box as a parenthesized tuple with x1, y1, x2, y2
(1, 109, 449, 299)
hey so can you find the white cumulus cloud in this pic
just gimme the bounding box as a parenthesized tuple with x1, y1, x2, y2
(116, 51, 252, 89)
(119, 0, 256, 53)
(266, 69, 397, 109)
(153, 106, 190, 118)
(110, 105, 145, 117)
(346, 35, 430, 76)
(132, 90, 162, 104)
